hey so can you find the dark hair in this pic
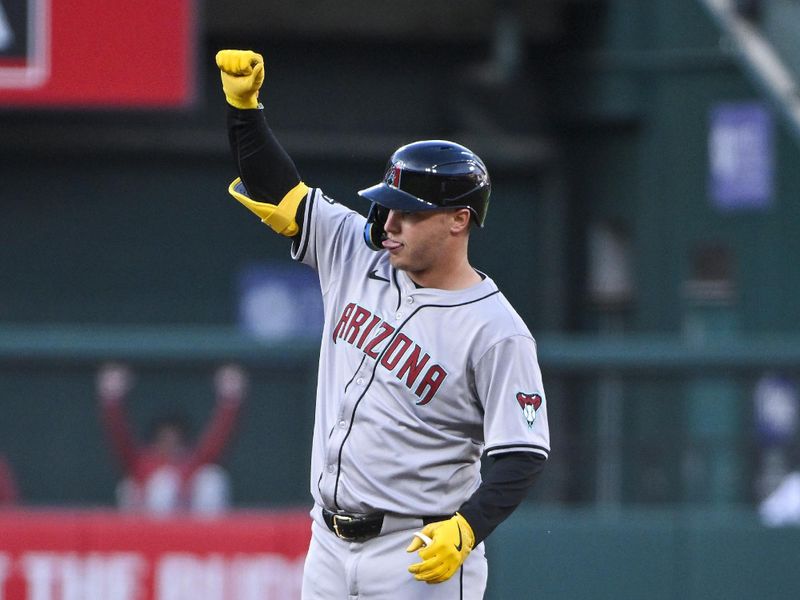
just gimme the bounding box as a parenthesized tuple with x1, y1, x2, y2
(147, 413, 191, 442)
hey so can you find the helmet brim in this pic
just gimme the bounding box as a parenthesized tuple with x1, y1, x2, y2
(357, 183, 441, 212)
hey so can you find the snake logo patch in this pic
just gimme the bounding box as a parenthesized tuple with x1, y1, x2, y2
(516, 392, 543, 428)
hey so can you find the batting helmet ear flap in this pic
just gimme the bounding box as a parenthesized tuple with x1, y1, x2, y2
(364, 203, 389, 251)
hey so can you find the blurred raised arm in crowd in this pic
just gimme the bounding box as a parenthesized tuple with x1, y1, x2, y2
(0, 454, 19, 506)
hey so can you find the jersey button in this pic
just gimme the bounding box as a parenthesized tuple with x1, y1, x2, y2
(406, 297, 414, 304)
(338, 420, 347, 428)
(395, 312, 402, 320)
(356, 378, 365, 386)
(327, 465, 335, 473)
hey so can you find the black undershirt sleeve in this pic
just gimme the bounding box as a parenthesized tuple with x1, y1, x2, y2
(226, 105, 304, 206)
(457, 452, 546, 544)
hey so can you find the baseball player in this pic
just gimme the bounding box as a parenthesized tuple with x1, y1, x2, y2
(216, 50, 550, 599)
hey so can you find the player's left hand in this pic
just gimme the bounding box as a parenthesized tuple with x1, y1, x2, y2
(406, 513, 475, 584)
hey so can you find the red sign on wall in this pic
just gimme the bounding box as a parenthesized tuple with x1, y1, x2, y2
(0, 0, 196, 107)
(0, 510, 311, 599)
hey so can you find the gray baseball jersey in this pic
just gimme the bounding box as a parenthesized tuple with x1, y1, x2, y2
(292, 188, 549, 517)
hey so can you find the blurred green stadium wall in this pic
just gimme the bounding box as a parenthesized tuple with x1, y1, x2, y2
(486, 506, 800, 600)
(2, 3, 800, 597)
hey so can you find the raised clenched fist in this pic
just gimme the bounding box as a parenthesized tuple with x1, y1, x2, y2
(215, 49, 264, 110)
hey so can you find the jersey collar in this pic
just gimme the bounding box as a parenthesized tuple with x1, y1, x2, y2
(393, 265, 497, 305)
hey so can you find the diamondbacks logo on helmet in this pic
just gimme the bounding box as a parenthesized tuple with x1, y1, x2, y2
(516, 392, 543, 428)
(386, 163, 403, 189)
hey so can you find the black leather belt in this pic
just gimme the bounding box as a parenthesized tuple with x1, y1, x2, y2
(322, 509, 451, 542)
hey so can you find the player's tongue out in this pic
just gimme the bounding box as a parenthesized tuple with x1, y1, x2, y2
(382, 239, 403, 251)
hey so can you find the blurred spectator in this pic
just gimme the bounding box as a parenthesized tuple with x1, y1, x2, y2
(0, 454, 19, 506)
(760, 471, 800, 526)
(97, 363, 247, 516)
(754, 373, 800, 526)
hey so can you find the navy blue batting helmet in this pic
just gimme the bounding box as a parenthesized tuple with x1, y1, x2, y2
(358, 140, 491, 250)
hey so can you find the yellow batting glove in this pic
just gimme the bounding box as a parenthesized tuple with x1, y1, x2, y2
(215, 49, 264, 109)
(228, 178, 308, 237)
(406, 513, 475, 584)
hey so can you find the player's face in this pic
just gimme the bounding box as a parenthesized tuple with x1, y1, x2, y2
(382, 209, 459, 276)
